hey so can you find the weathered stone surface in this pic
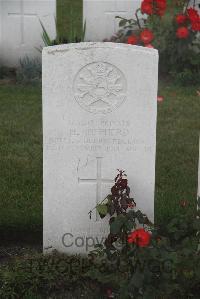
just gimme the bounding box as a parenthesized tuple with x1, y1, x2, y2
(43, 42, 158, 254)
(0, 0, 56, 66)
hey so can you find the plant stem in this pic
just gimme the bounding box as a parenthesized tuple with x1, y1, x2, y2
(135, 8, 142, 30)
(184, 0, 191, 13)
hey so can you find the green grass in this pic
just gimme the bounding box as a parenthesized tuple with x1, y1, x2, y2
(0, 84, 42, 240)
(155, 81, 200, 224)
(56, 0, 83, 40)
(0, 81, 199, 238)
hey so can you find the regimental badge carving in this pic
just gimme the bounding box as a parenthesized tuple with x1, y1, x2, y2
(73, 62, 127, 114)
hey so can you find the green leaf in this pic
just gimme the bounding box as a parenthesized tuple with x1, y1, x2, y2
(93, 244, 104, 249)
(193, 218, 200, 231)
(125, 220, 134, 231)
(127, 210, 136, 220)
(129, 271, 144, 289)
(81, 20, 87, 41)
(108, 202, 115, 216)
(96, 204, 108, 218)
(110, 221, 121, 235)
(106, 194, 112, 203)
(39, 19, 52, 46)
(143, 288, 156, 299)
(119, 19, 127, 27)
(110, 215, 126, 234)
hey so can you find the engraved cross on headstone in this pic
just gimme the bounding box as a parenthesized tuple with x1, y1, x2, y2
(105, 9, 127, 32)
(8, 0, 37, 45)
(78, 157, 113, 220)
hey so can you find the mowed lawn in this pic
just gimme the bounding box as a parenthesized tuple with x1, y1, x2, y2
(0, 81, 199, 240)
(0, 85, 42, 240)
(155, 82, 199, 223)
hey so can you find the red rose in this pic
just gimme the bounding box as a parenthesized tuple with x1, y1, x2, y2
(155, 0, 166, 16)
(156, 8, 166, 16)
(128, 228, 151, 247)
(191, 19, 200, 31)
(187, 8, 199, 23)
(127, 35, 138, 45)
(145, 43, 154, 48)
(155, 0, 166, 9)
(186, 8, 200, 31)
(140, 29, 154, 44)
(157, 96, 164, 102)
(141, 1, 153, 15)
(176, 26, 189, 39)
(175, 14, 188, 25)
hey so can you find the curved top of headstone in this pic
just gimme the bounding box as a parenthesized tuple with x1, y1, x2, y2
(42, 42, 158, 56)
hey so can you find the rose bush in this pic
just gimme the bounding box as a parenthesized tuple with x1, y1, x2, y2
(105, 0, 200, 85)
(86, 171, 200, 299)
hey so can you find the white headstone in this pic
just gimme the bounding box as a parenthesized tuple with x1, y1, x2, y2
(84, 0, 142, 41)
(43, 42, 158, 255)
(0, 0, 56, 66)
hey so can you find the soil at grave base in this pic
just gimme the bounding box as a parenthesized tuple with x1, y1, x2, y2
(0, 228, 42, 265)
(0, 244, 42, 265)
(0, 227, 42, 243)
